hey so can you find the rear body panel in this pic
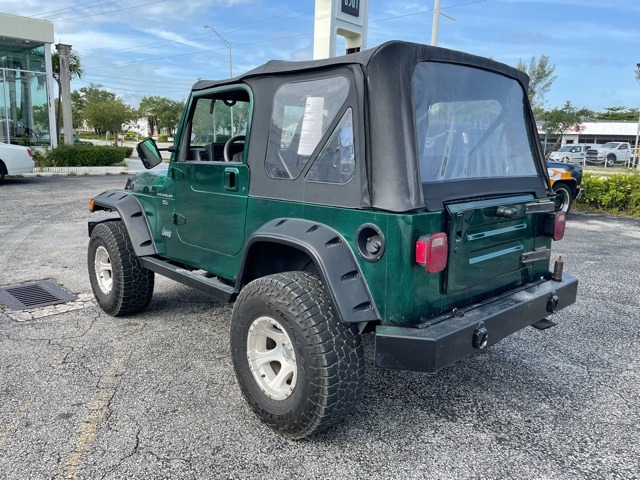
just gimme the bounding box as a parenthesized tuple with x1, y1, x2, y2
(445, 195, 550, 294)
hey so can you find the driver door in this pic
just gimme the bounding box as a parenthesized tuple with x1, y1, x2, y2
(168, 88, 251, 275)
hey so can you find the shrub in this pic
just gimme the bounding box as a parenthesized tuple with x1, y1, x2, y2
(41, 145, 130, 167)
(575, 172, 640, 216)
(32, 148, 48, 168)
(158, 134, 169, 142)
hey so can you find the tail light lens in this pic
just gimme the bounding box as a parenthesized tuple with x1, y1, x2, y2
(416, 233, 448, 273)
(27, 148, 33, 157)
(553, 211, 566, 241)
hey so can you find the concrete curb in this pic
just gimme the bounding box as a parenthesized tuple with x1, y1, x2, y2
(33, 166, 127, 175)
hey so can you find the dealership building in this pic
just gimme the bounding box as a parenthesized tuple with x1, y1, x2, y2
(0, 13, 55, 147)
(538, 120, 639, 149)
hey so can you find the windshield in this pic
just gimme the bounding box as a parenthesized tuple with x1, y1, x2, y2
(557, 146, 573, 152)
(601, 142, 619, 148)
(413, 62, 539, 183)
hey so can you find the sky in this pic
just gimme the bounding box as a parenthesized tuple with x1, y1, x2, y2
(1, 0, 639, 111)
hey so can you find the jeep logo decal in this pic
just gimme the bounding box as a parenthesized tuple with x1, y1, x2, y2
(161, 227, 172, 239)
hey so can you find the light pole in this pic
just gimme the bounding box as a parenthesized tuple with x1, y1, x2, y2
(204, 25, 234, 136)
(634, 63, 640, 169)
(430, 0, 456, 46)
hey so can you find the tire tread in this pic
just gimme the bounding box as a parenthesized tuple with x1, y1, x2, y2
(89, 221, 154, 316)
(231, 272, 365, 439)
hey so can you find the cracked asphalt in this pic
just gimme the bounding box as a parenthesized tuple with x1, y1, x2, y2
(0, 175, 639, 479)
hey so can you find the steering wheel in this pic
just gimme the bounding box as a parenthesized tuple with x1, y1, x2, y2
(224, 135, 246, 162)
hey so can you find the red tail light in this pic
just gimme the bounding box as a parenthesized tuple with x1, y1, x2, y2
(27, 148, 33, 157)
(553, 211, 566, 241)
(416, 233, 448, 273)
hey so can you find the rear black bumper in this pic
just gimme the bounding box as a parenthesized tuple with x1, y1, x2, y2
(374, 273, 578, 372)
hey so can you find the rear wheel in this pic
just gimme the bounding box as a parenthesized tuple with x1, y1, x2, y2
(88, 221, 154, 316)
(230, 272, 365, 439)
(553, 183, 573, 213)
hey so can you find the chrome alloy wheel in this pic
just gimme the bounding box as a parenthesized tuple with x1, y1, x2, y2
(246, 316, 297, 400)
(94, 245, 113, 295)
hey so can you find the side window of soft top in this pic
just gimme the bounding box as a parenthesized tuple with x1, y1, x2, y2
(265, 76, 350, 179)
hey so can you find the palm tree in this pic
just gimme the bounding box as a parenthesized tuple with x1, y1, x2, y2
(52, 48, 83, 136)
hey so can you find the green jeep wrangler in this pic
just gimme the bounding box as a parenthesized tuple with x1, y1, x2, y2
(87, 41, 578, 439)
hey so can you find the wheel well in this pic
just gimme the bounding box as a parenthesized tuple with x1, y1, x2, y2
(553, 180, 576, 198)
(0, 159, 6, 175)
(240, 242, 316, 288)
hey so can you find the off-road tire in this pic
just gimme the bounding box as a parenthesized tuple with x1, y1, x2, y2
(88, 221, 154, 316)
(230, 272, 365, 439)
(553, 183, 573, 213)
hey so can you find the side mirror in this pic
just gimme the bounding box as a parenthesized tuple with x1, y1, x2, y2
(136, 138, 163, 169)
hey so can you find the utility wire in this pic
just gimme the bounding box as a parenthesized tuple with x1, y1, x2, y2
(82, 8, 313, 63)
(82, 0, 486, 82)
(82, 73, 192, 86)
(52, 0, 168, 23)
(369, 0, 487, 24)
(74, 78, 186, 94)
(33, 0, 106, 18)
(85, 31, 312, 70)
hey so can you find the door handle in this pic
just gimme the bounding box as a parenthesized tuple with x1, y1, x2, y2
(224, 167, 239, 191)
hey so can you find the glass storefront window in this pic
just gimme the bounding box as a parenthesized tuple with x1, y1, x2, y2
(0, 36, 50, 146)
(0, 37, 46, 73)
(1, 69, 50, 146)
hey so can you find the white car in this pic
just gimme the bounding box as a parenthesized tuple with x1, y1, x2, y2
(548, 144, 593, 164)
(0, 142, 34, 184)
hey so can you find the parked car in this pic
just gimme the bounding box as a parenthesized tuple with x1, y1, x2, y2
(38, 133, 94, 146)
(87, 40, 578, 439)
(547, 161, 583, 213)
(0, 142, 34, 184)
(585, 142, 632, 166)
(548, 144, 593, 164)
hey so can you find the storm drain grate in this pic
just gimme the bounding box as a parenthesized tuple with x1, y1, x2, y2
(0, 281, 76, 311)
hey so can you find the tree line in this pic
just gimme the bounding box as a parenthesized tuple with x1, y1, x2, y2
(68, 84, 185, 143)
(517, 55, 639, 155)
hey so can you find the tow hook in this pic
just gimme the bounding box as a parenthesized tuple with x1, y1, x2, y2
(473, 323, 489, 349)
(547, 292, 559, 313)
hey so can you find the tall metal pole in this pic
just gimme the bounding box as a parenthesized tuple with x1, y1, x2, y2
(635, 64, 640, 169)
(204, 26, 234, 137)
(431, 0, 441, 46)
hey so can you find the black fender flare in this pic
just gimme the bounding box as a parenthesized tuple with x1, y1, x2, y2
(89, 190, 157, 257)
(237, 218, 380, 324)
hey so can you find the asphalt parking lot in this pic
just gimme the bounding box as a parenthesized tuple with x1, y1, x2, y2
(1, 175, 638, 479)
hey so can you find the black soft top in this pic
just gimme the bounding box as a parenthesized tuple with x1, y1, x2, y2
(192, 40, 529, 93)
(191, 41, 543, 212)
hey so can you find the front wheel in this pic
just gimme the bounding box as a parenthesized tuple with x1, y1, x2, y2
(553, 183, 573, 213)
(606, 154, 617, 167)
(88, 221, 154, 316)
(230, 272, 365, 439)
